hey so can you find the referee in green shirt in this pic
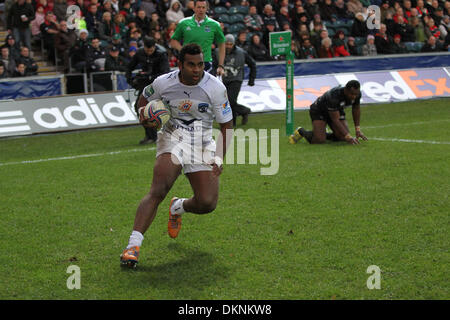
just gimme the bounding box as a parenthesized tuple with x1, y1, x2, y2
(170, 0, 226, 76)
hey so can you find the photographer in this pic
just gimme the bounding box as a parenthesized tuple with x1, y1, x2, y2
(126, 36, 170, 145)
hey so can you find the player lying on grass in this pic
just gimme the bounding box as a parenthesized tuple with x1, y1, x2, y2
(120, 44, 233, 268)
(289, 80, 368, 145)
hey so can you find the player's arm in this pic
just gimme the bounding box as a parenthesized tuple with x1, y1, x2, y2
(213, 120, 233, 176)
(216, 42, 226, 76)
(352, 103, 368, 141)
(170, 38, 182, 52)
(328, 110, 359, 145)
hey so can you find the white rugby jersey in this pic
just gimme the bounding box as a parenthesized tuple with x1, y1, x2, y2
(142, 70, 232, 142)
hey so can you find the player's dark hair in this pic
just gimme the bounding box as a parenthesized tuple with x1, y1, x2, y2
(345, 80, 360, 90)
(179, 43, 203, 64)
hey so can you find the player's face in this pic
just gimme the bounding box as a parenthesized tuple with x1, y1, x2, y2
(180, 53, 204, 85)
(345, 87, 360, 102)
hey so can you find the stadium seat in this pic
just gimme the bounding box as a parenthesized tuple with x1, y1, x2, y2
(228, 13, 245, 24)
(355, 37, 366, 46)
(229, 5, 249, 15)
(414, 42, 424, 52)
(404, 42, 416, 52)
(217, 14, 231, 24)
(228, 23, 246, 34)
(214, 6, 228, 15)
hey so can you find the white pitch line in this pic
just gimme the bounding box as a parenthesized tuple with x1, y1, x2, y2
(365, 119, 450, 129)
(371, 137, 450, 145)
(0, 146, 156, 167)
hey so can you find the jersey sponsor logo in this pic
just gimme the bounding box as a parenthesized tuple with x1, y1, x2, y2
(144, 85, 155, 97)
(222, 101, 232, 116)
(205, 26, 211, 32)
(178, 100, 192, 112)
(198, 103, 209, 113)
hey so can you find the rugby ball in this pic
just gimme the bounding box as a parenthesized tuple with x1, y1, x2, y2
(139, 99, 170, 129)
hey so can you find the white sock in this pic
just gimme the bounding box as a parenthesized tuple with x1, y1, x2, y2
(126, 230, 144, 249)
(170, 198, 186, 216)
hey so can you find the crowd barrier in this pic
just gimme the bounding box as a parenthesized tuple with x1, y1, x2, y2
(1, 52, 448, 100)
(0, 65, 449, 138)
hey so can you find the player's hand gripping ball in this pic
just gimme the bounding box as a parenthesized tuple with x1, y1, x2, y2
(139, 99, 171, 130)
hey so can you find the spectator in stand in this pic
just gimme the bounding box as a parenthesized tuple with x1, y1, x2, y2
(86, 37, 106, 72)
(16, 45, 38, 75)
(347, 36, 358, 55)
(70, 29, 90, 72)
(362, 34, 377, 56)
(36, 0, 53, 15)
(99, 11, 117, 45)
(110, 33, 128, 61)
(347, 0, 364, 17)
(319, 0, 337, 22)
(30, 5, 45, 46)
(416, 0, 429, 18)
(391, 34, 408, 53)
(393, 9, 415, 42)
(157, 0, 171, 18)
(164, 21, 177, 46)
(2, 34, 20, 61)
(381, 0, 395, 23)
(425, 17, 443, 39)
(318, 37, 334, 58)
(375, 23, 392, 54)
(309, 14, 327, 33)
(433, 6, 445, 26)
(430, 0, 443, 23)
(149, 11, 164, 34)
(351, 12, 368, 38)
(277, 7, 292, 30)
(439, 14, 449, 39)
(262, 20, 277, 50)
(291, 5, 309, 31)
(128, 28, 143, 47)
(7, 0, 35, 50)
(118, 0, 134, 21)
(421, 34, 444, 51)
(235, 30, 249, 51)
(110, 0, 120, 15)
(113, 13, 128, 39)
(0, 61, 9, 78)
(85, 3, 103, 39)
(403, 0, 413, 19)
(40, 10, 59, 63)
(262, 4, 280, 31)
(334, 0, 351, 21)
(247, 33, 271, 61)
(12, 61, 30, 77)
(104, 45, 128, 72)
(55, 20, 77, 73)
(166, 0, 184, 24)
(102, 0, 118, 16)
(291, 38, 302, 58)
(304, 0, 320, 21)
(128, 46, 137, 59)
(300, 38, 318, 59)
(244, 5, 264, 33)
(312, 29, 329, 52)
(410, 16, 427, 43)
(135, 9, 151, 36)
(183, 0, 195, 17)
(140, 0, 157, 18)
(1, 46, 16, 75)
(332, 30, 350, 57)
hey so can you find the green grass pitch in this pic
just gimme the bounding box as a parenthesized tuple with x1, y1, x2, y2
(0, 98, 448, 299)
